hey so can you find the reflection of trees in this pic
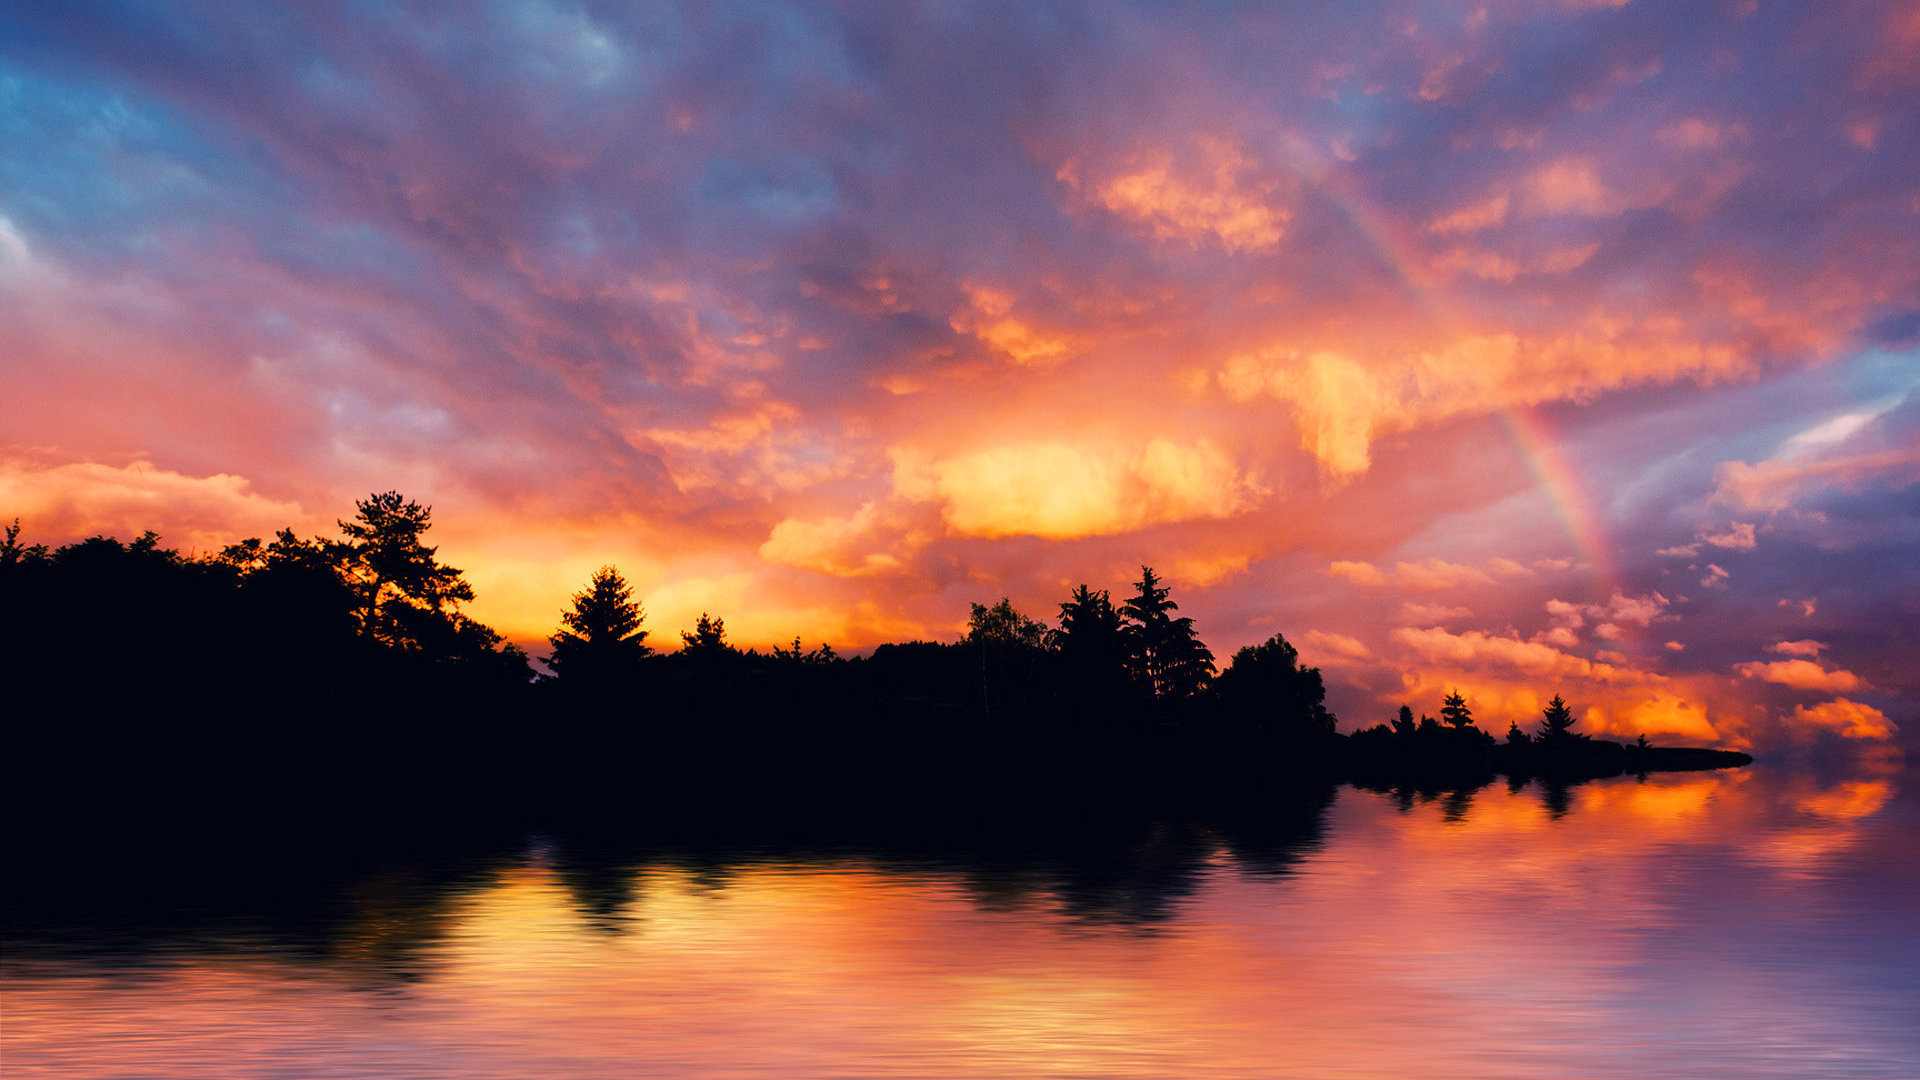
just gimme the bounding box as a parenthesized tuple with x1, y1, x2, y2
(4, 791, 1343, 975)
(0, 827, 524, 987)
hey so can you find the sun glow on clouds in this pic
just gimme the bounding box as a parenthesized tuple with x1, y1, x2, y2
(892, 439, 1262, 540)
(6, 2, 1919, 750)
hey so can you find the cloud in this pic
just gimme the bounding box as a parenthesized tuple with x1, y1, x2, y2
(1713, 449, 1920, 512)
(1734, 659, 1867, 694)
(1301, 630, 1373, 662)
(758, 502, 910, 577)
(0, 457, 313, 554)
(1700, 564, 1731, 589)
(1380, 626, 1726, 742)
(1703, 522, 1757, 550)
(1788, 699, 1897, 741)
(949, 285, 1079, 367)
(1425, 194, 1509, 235)
(1324, 559, 1494, 591)
(1327, 560, 1388, 586)
(893, 438, 1262, 539)
(1058, 137, 1288, 253)
(1768, 640, 1826, 658)
(1219, 333, 1747, 477)
(1541, 591, 1672, 641)
(1401, 602, 1474, 624)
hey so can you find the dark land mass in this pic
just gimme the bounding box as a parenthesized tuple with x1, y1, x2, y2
(1, 497, 1749, 881)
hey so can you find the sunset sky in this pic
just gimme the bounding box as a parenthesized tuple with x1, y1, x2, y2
(4, 2, 1915, 753)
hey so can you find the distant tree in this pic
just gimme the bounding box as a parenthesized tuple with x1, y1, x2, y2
(1121, 566, 1214, 700)
(548, 565, 651, 682)
(964, 597, 1048, 650)
(1440, 690, 1474, 730)
(1212, 632, 1335, 737)
(771, 637, 838, 666)
(681, 612, 731, 654)
(1537, 694, 1580, 744)
(334, 492, 473, 647)
(1, 518, 49, 571)
(1506, 720, 1533, 746)
(1391, 704, 1417, 737)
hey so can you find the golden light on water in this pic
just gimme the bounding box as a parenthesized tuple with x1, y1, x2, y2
(7, 771, 1913, 1078)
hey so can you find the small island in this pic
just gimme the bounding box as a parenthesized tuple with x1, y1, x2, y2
(0, 492, 1750, 835)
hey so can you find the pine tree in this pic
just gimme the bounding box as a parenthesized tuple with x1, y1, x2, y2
(1121, 566, 1215, 700)
(1440, 690, 1474, 730)
(1538, 694, 1579, 743)
(547, 565, 650, 681)
(681, 612, 729, 653)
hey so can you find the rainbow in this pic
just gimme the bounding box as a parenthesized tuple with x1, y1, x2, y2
(1302, 162, 1621, 595)
(1498, 407, 1621, 592)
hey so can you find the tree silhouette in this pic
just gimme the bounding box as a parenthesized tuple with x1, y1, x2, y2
(548, 566, 651, 682)
(1391, 705, 1417, 737)
(680, 612, 730, 654)
(1440, 690, 1474, 730)
(334, 492, 473, 648)
(964, 597, 1048, 650)
(1213, 633, 1335, 737)
(1049, 584, 1136, 701)
(1538, 694, 1580, 744)
(1121, 566, 1214, 700)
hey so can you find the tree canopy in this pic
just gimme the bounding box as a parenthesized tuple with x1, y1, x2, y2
(1120, 566, 1215, 700)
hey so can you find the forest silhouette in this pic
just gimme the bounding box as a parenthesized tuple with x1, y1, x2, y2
(1, 492, 1749, 835)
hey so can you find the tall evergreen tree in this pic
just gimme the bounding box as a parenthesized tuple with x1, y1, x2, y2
(1121, 566, 1214, 700)
(548, 565, 651, 681)
(1440, 690, 1474, 730)
(1538, 694, 1579, 743)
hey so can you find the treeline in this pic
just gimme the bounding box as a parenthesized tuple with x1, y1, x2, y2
(0, 492, 1746, 829)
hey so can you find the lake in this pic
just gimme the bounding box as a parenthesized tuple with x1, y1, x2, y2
(5, 764, 1916, 1078)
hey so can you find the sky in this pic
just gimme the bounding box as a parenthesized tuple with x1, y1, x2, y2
(3, 1, 1916, 756)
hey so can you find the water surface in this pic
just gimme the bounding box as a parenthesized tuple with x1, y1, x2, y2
(6, 766, 1915, 1078)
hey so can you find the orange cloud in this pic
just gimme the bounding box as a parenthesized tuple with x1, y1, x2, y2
(949, 284, 1078, 367)
(1734, 659, 1866, 693)
(1788, 699, 1897, 740)
(892, 438, 1262, 539)
(1324, 559, 1493, 591)
(0, 456, 314, 554)
(1059, 137, 1288, 252)
(1218, 331, 1746, 476)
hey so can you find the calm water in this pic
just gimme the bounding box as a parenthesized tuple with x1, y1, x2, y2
(5, 765, 1916, 1079)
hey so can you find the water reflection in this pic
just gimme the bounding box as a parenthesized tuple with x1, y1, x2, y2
(6, 769, 1916, 1079)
